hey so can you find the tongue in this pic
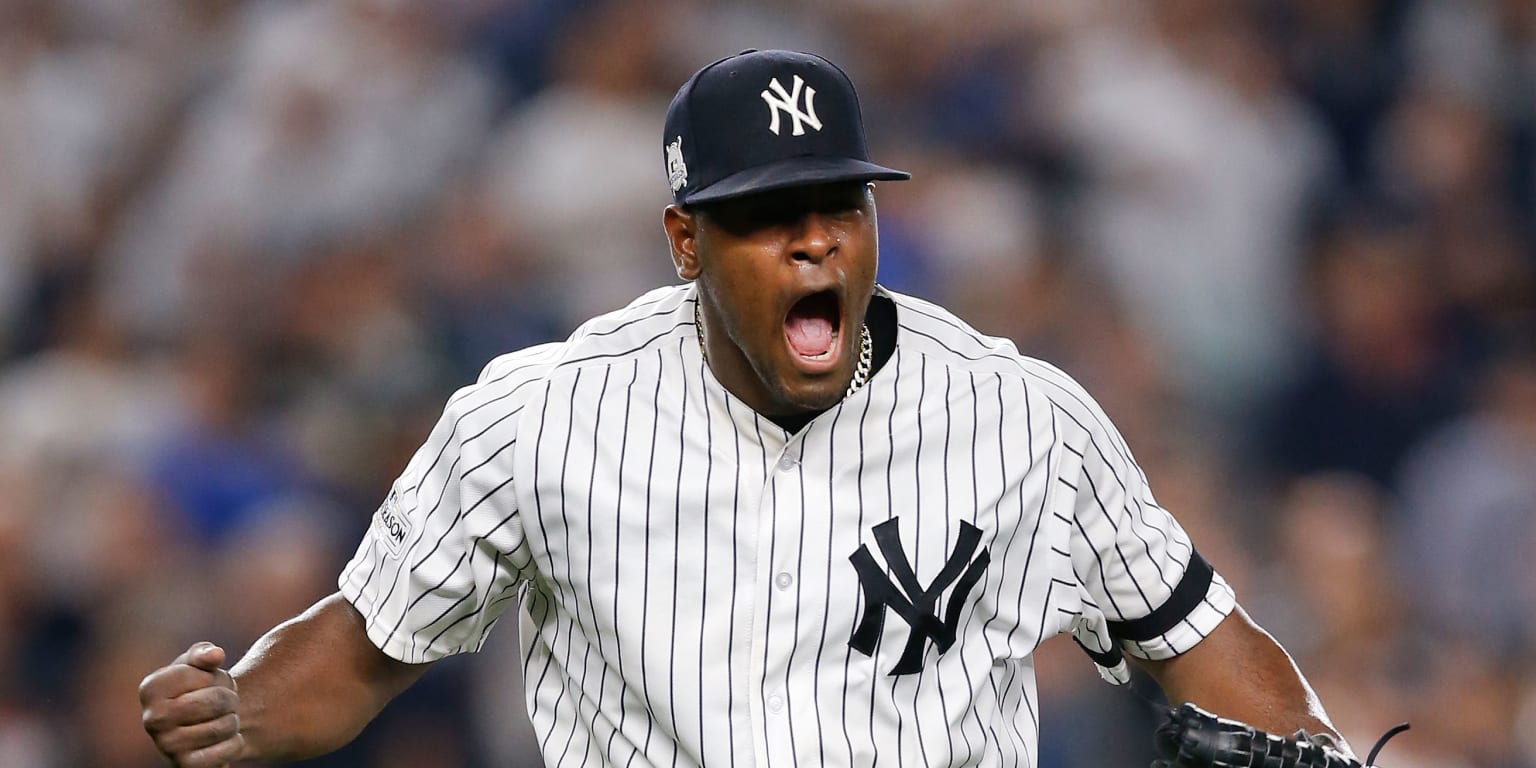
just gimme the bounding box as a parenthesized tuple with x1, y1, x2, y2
(785, 315, 834, 357)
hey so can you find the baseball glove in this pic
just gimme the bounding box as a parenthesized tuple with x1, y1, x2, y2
(1153, 702, 1410, 768)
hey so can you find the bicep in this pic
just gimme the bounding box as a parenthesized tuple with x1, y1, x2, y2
(1065, 435, 1234, 664)
(340, 384, 533, 663)
(330, 594, 434, 701)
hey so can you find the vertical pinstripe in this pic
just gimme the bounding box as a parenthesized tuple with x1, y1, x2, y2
(337, 285, 1238, 767)
(880, 352, 900, 768)
(907, 354, 930, 768)
(722, 390, 743, 767)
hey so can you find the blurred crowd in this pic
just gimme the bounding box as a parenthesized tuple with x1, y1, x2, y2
(0, 0, 1533, 765)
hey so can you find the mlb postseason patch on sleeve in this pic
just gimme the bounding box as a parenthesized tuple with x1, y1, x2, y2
(373, 490, 414, 559)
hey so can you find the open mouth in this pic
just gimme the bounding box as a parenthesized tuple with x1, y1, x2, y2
(784, 290, 843, 365)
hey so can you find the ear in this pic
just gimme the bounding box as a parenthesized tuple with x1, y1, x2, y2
(663, 205, 701, 281)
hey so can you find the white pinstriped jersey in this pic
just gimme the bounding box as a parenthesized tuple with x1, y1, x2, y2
(339, 284, 1236, 768)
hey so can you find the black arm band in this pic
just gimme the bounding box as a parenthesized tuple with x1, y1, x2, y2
(1106, 551, 1214, 643)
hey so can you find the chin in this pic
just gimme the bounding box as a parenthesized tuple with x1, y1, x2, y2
(772, 377, 849, 414)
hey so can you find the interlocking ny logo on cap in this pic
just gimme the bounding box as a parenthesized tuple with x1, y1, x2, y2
(849, 518, 991, 676)
(761, 75, 822, 136)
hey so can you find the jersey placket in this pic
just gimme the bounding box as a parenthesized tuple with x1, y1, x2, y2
(747, 425, 808, 768)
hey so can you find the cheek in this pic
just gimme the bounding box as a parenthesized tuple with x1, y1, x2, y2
(836, 219, 879, 274)
(701, 254, 781, 332)
(709, 259, 775, 304)
(707, 239, 786, 288)
(856, 245, 879, 279)
(844, 244, 879, 286)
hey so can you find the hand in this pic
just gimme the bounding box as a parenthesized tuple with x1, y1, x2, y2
(139, 642, 246, 767)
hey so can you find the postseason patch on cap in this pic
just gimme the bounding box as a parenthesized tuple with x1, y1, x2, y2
(667, 136, 688, 192)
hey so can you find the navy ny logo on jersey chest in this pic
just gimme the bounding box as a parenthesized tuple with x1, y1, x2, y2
(848, 518, 991, 676)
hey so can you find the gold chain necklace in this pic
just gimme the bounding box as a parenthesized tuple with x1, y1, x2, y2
(695, 301, 873, 399)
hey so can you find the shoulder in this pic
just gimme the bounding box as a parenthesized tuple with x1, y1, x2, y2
(886, 288, 1120, 441)
(552, 285, 695, 370)
(439, 341, 567, 435)
(886, 288, 1065, 389)
(454, 286, 694, 413)
(436, 288, 694, 442)
(888, 288, 1039, 375)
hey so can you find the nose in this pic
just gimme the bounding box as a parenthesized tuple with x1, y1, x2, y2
(789, 212, 836, 264)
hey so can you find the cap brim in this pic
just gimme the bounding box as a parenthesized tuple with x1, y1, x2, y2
(681, 156, 910, 205)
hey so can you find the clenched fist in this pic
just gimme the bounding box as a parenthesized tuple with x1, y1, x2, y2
(139, 643, 246, 767)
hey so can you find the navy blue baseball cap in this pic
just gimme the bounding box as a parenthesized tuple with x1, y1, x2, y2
(662, 49, 910, 206)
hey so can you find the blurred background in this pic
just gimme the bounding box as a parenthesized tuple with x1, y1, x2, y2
(0, 0, 1533, 765)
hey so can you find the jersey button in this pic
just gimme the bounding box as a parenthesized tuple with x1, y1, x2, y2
(774, 572, 793, 590)
(777, 455, 798, 471)
(767, 694, 785, 714)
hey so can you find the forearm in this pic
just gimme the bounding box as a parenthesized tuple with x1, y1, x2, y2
(230, 592, 430, 762)
(1138, 606, 1351, 755)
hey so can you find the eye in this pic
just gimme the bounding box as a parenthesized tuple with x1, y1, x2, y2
(817, 196, 863, 218)
(706, 199, 796, 235)
(820, 185, 871, 215)
(702, 183, 868, 235)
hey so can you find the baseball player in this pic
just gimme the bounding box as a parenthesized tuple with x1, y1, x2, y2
(140, 49, 1353, 767)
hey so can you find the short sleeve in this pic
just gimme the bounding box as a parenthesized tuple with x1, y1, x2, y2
(338, 367, 537, 663)
(1062, 416, 1236, 682)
